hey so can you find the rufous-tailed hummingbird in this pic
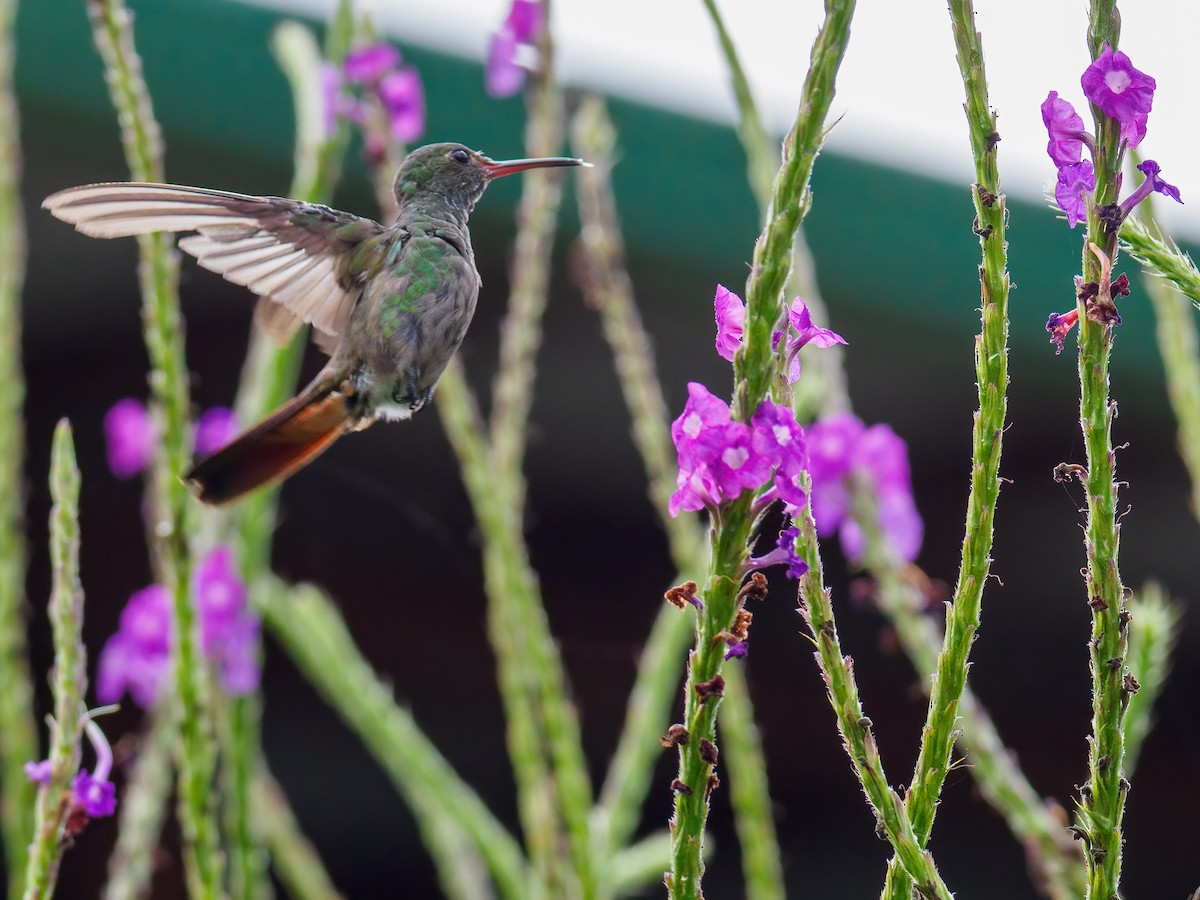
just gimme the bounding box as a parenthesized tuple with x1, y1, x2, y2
(44, 142, 586, 504)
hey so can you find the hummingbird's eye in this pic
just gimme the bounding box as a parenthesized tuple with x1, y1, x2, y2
(450, 149, 471, 164)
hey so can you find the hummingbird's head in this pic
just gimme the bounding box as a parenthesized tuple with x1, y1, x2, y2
(392, 143, 588, 213)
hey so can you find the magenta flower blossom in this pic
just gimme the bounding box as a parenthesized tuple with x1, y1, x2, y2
(486, 0, 544, 98)
(72, 772, 117, 818)
(24, 759, 53, 784)
(669, 387, 814, 519)
(323, 44, 425, 145)
(97, 546, 260, 707)
(379, 68, 425, 143)
(806, 414, 922, 562)
(193, 407, 237, 456)
(1081, 45, 1155, 149)
(776, 296, 847, 381)
(506, 0, 543, 41)
(97, 584, 172, 707)
(26, 716, 118, 824)
(1116, 159, 1183, 218)
(751, 400, 809, 513)
(1040, 91, 1088, 168)
(714, 288, 845, 382)
(714, 284, 745, 361)
(344, 43, 402, 84)
(104, 398, 154, 478)
(748, 522, 809, 580)
(669, 384, 770, 516)
(1046, 308, 1080, 355)
(1054, 161, 1096, 228)
(105, 400, 244, 478)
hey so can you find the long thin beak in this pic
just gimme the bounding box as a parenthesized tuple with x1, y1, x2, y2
(480, 156, 590, 179)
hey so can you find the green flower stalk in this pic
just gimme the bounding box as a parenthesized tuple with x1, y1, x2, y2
(791, 492, 953, 900)
(859, 498, 1085, 900)
(86, 1, 223, 895)
(1120, 215, 1200, 308)
(568, 102, 700, 860)
(222, 16, 352, 899)
(881, 2, 1013, 896)
(666, 3, 856, 896)
(23, 422, 88, 900)
(1069, 7, 1135, 897)
(0, 0, 37, 893)
(433, 4, 596, 895)
(1121, 584, 1178, 773)
(1127, 194, 1200, 521)
(570, 96, 781, 899)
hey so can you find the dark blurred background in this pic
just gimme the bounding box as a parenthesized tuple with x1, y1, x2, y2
(11, 0, 1200, 897)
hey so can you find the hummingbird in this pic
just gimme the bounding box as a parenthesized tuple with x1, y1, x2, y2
(44, 142, 586, 505)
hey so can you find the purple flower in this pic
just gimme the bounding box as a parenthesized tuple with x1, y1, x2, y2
(105, 399, 154, 478)
(344, 43, 401, 84)
(1054, 161, 1095, 228)
(747, 522, 809, 580)
(195, 546, 261, 694)
(26, 716, 118, 825)
(787, 296, 846, 351)
(485, 27, 524, 98)
(327, 45, 424, 146)
(379, 68, 425, 143)
(714, 288, 844, 383)
(195, 546, 247, 643)
(97, 584, 171, 707)
(724, 641, 748, 660)
(669, 384, 772, 515)
(1116, 159, 1183, 219)
(486, 0, 543, 98)
(774, 297, 847, 383)
(194, 407, 238, 456)
(714, 284, 745, 361)
(506, 0, 544, 43)
(1081, 45, 1155, 149)
(72, 772, 116, 818)
(807, 412, 864, 535)
(852, 423, 911, 496)
(24, 759, 53, 784)
(752, 400, 809, 513)
(1040, 91, 1087, 168)
(1046, 308, 1079, 355)
(97, 546, 260, 707)
(805, 413, 922, 562)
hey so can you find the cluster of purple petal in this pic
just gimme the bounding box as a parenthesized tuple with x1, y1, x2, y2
(1041, 46, 1179, 228)
(714, 285, 845, 383)
(486, 0, 543, 98)
(669, 383, 808, 517)
(669, 386, 812, 580)
(105, 399, 237, 479)
(97, 546, 260, 708)
(806, 412, 922, 563)
(26, 717, 118, 821)
(323, 43, 425, 143)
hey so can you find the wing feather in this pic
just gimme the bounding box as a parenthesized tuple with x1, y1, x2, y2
(44, 182, 386, 348)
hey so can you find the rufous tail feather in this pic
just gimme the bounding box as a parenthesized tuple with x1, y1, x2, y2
(186, 386, 354, 505)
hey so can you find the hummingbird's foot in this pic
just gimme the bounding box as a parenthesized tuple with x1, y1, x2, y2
(409, 387, 435, 413)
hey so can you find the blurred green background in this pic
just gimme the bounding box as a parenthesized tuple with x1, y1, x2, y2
(12, 0, 1199, 896)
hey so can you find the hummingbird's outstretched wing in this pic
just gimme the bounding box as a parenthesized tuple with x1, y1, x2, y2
(42, 182, 386, 350)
